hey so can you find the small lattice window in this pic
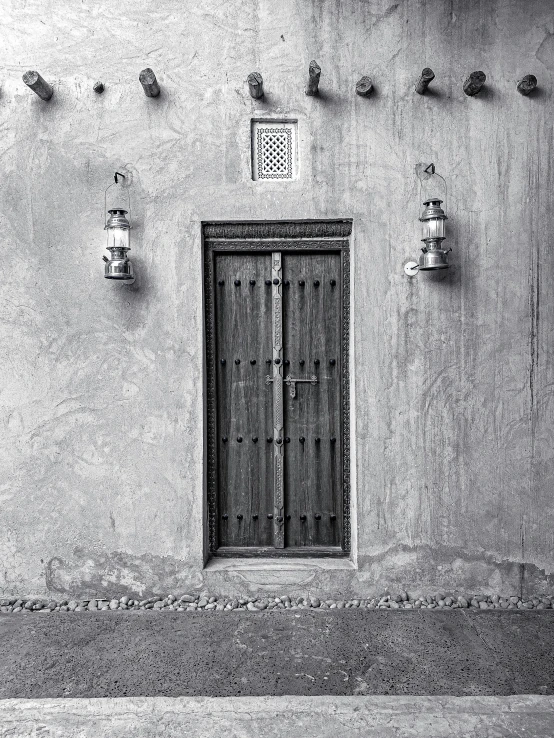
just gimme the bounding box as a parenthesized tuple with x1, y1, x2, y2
(252, 120, 297, 181)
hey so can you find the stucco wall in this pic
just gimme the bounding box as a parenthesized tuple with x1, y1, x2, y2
(0, 0, 553, 598)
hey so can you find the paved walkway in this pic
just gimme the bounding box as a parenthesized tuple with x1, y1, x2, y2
(1, 610, 554, 698)
(1, 695, 554, 737)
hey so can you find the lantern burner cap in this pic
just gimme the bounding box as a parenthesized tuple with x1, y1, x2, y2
(105, 209, 130, 229)
(420, 198, 447, 221)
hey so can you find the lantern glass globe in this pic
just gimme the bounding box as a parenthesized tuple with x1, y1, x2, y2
(107, 224, 130, 252)
(419, 198, 447, 242)
(421, 216, 445, 241)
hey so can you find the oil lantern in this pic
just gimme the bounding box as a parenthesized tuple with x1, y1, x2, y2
(103, 173, 135, 284)
(418, 197, 449, 270)
(404, 164, 451, 276)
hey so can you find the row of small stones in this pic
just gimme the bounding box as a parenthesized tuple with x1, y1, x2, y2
(1, 592, 554, 612)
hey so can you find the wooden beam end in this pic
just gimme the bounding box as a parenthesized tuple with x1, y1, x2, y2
(22, 70, 53, 100)
(356, 76, 373, 97)
(139, 68, 160, 97)
(306, 60, 321, 96)
(415, 67, 435, 94)
(247, 72, 264, 99)
(463, 71, 486, 96)
(517, 74, 537, 96)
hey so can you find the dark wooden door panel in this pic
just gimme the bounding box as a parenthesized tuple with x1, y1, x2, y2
(206, 232, 350, 557)
(214, 253, 273, 547)
(282, 252, 342, 547)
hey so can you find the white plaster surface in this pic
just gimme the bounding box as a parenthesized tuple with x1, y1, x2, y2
(1, 696, 554, 737)
(0, 0, 553, 597)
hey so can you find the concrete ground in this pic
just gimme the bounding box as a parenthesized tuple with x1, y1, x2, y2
(1, 696, 554, 738)
(1, 610, 554, 698)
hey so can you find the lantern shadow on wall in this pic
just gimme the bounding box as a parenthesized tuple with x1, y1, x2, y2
(103, 172, 135, 285)
(404, 163, 451, 277)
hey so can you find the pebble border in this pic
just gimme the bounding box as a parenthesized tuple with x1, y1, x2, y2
(1, 592, 554, 613)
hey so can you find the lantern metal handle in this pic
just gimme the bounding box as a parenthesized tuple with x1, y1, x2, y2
(104, 172, 131, 229)
(419, 162, 447, 214)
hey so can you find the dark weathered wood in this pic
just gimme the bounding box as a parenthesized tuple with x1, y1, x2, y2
(282, 252, 343, 548)
(214, 253, 273, 548)
(356, 76, 373, 97)
(22, 70, 53, 100)
(463, 71, 486, 96)
(517, 74, 537, 96)
(306, 60, 321, 96)
(205, 234, 350, 556)
(247, 72, 264, 99)
(415, 67, 435, 94)
(93, 81, 105, 94)
(139, 68, 160, 97)
(212, 251, 344, 551)
(215, 546, 345, 557)
(204, 221, 352, 240)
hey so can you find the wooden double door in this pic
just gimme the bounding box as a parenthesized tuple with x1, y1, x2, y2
(204, 222, 350, 556)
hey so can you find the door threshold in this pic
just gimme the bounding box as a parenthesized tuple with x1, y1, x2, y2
(204, 557, 356, 572)
(213, 546, 349, 559)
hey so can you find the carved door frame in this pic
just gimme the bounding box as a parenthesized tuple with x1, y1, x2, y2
(203, 220, 352, 557)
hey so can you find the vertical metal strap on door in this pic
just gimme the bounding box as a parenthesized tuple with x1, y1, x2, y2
(271, 252, 285, 548)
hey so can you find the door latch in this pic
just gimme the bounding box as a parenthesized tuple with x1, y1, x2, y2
(266, 374, 318, 398)
(284, 375, 318, 398)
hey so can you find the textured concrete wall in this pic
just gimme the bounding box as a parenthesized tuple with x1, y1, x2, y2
(0, 0, 553, 598)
